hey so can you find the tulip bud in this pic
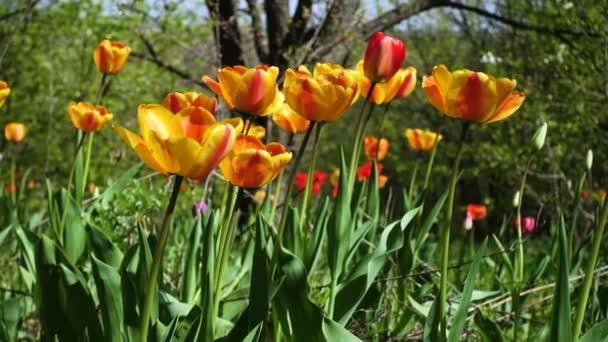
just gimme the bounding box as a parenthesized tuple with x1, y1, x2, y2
(513, 191, 520, 208)
(0, 81, 10, 108)
(192, 200, 209, 217)
(586, 149, 593, 171)
(69, 102, 113, 133)
(4, 123, 27, 142)
(464, 214, 473, 230)
(532, 122, 547, 151)
(363, 32, 406, 83)
(94, 40, 131, 74)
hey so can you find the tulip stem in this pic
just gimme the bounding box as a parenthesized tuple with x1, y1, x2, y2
(298, 122, 324, 230)
(10, 153, 16, 205)
(58, 133, 87, 243)
(439, 122, 469, 341)
(81, 132, 95, 198)
(423, 133, 441, 191)
(374, 103, 390, 160)
(269, 170, 283, 222)
(213, 184, 239, 321)
(272, 121, 317, 274)
(348, 83, 376, 194)
(140, 175, 183, 342)
(513, 154, 534, 339)
(95, 74, 108, 106)
(572, 197, 608, 341)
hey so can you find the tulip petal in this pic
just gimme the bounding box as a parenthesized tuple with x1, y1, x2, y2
(113, 125, 168, 174)
(202, 76, 233, 109)
(422, 76, 447, 114)
(446, 70, 497, 122)
(228, 149, 274, 188)
(484, 92, 526, 124)
(495, 77, 517, 106)
(176, 106, 216, 142)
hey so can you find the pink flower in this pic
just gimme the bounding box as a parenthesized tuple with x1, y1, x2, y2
(514, 216, 536, 234)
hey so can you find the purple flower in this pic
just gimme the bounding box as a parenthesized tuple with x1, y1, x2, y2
(192, 200, 209, 217)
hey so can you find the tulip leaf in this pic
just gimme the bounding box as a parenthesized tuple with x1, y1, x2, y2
(334, 207, 420, 325)
(86, 223, 123, 268)
(304, 197, 329, 277)
(197, 211, 217, 342)
(580, 320, 608, 342)
(447, 237, 488, 342)
(248, 215, 269, 333)
(0, 298, 20, 341)
(474, 309, 505, 342)
(242, 322, 264, 342)
(423, 295, 441, 342)
(366, 159, 380, 224)
(414, 190, 448, 251)
(549, 215, 572, 342)
(91, 254, 124, 342)
(181, 216, 203, 303)
(328, 149, 352, 281)
(62, 192, 86, 264)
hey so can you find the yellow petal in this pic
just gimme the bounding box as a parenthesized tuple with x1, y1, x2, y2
(445, 70, 497, 122)
(113, 125, 168, 174)
(484, 92, 526, 124)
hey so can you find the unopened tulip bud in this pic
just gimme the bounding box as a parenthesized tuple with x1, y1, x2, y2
(464, 213, 473, 230)
(532, 122, 547, 151)
(513, 191, 520, 208)
(363, 32, 406, 83)
(4, 123, 27, 142)
(586, 149, 593, 171)
(94, 40, 131, 74)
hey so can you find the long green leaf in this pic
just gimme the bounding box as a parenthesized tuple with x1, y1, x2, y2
(447, 237, 488, 342)
(549, 216, 572, 342)
(328, 149, 352, 281)
(474, 309, 505, 342)
(580, 320, 608, 342)
(248, 215, 269, 333)
(181, 216, 203, 303)
(423, 296, 441, 342)
(91, 255, 124, 342)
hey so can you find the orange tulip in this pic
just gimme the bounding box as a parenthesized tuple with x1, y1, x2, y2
(4, 123, 26, 142)
(202, 65, 282, 116)
(359, 62, 417, 104)
(283, 64, 360, 122)
(219, 134, 292, 188)
(423, 65, 525, 123)
(5, 183, 17, 193)
(69, 102, 113, 132)
(163, 92, 217, 114)
(404, 129, 442, 151)
(0, 81, 10, 108)
(94, 40, 131, 74)
(466, 204, 487, 220)
(272, 100, 310, 133)
(113, 104, 235, 181)
(364, 136, 389, 160)
(363, 32, 406, 83)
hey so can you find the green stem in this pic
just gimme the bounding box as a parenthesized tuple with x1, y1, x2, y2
(95, 74, 108, 106)
(348, 83, 376, 193)
(271, 121, 317, 272)
(569, 171, 586, 263)
(269, 170, 283, 222)
(572, 198, 608, 340)
(81, 132, 95, 197)
(298, 123, 324, 229)
(513, 155, 533, 340)
(327, 275, 339, 318)
(423, 134, 441, 191)
(213, 184, 239, 319)
(408, 160, 419, 205)
(439, 122, 469, 341)
(139, 175, 184, 342)
(374, 103, 390, 160)
(58, 133, 87, 242)
(10, 153, 16, 205)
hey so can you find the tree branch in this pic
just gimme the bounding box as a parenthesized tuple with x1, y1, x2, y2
(245, 0, 269, 63)
(264, 0, 289, 67)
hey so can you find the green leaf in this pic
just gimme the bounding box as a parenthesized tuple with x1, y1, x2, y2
(580, 320, 608, 342)
(87, 223, 123, 268)
(328, 149, 352, 281)
(197, 211, 217, 342)
(366, 159, 380, 223)
(415, 191, 448, 251)
(62, 193, 86, 264)
(241, 322, 263, 342)
(447, 237, 488, 342)
(423, 296, 440, 342)
(304, 197, 329, 277)
(100, 162, 143, 209)
(334, 207, 420, 325)
(248, 215, 269, 333)
(91, 255, 124, 342)
(549, 216, 572, 342)
(0, 298, 20, 340)
(474, 309, 504, 342)
(181, 216, 203, 303)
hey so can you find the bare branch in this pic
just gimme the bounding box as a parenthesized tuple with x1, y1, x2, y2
(245, 0, 269, 63)
(264, 0, 289, 66)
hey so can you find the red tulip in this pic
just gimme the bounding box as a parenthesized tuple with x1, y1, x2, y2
(363, 32, 406, 83)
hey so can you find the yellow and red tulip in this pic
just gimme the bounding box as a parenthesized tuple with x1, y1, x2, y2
(359, 62, 416, 104)
(94, 40, 131, 75)
(113, 104, 235, 181)
(202, 65, 282, 116)
(272, 100, 310, 133)
(69, 102, 114, 133)
(363, 136, 389, 160)
(363, 32, 406, 83)
(283, 64, 360, 122)
(222, 117, 266, 139)
(163, 92, 217, 114)
(219, 134, 292, 188)
(0, 81, 10, 108)
(404, 129, 442, 151)
(4, 123, 26, 142)
(422, 65, 525, 123)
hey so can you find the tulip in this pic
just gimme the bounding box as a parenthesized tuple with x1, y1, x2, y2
(363, 136, 389, 160)
(69, 102, 113, 133)
(0, 81, 10, 108)
(192, 200, 209, 217)
(283, 64, 360, 122)
(163, 92, 217, 114)
(222, 117, 266, 139)
(202, 65, 282, 116)
(5, 183, 17, 193)
(94, 40, 131, 74)
(404, 129, 442, 151)
(4, 123, 26, 142)
(514, 216, 536, 234)
(359, 63, 417, 104)
(422, 65, 525, 123)
(357, 161, 388, 188)
(272, 101, 310, 133)
(294, 170, 328, 194)
(219, 134, 292, 188)
(466, 204, 487, 220)
(586, 149, 593, 171)
(363, 32, 406, 83)
(464, 213, 473, 230)
(113, 104, 235, 180)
